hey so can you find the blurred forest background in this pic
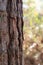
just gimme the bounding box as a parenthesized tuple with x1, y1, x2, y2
(23, 0, 43, 65)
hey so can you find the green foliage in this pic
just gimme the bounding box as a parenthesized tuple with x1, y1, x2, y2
(23, 0, 43, 26)
(23, 1, 43, 64)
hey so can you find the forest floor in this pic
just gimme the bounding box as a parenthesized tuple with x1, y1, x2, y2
(23, 24, 43, 65)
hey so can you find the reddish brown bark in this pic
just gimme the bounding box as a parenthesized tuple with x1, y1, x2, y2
(0, 0, 23, 65)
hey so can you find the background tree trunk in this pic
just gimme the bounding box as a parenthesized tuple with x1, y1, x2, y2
(0, 0, 23, 65)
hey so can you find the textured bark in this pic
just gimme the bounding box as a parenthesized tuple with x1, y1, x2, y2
(0, 0, 23, 65)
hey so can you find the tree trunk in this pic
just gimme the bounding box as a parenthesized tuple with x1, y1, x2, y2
(0, 0, 23, 65)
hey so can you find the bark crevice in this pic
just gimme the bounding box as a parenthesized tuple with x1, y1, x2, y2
(0, 0, 23, 65)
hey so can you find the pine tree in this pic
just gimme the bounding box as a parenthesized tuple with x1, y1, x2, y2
(0, 0, 23, 65)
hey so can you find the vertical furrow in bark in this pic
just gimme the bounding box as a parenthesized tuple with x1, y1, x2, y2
(7, 0, 19, 65)
(13, 19, 19, 65)
(8, 0, 20, 65)
(7, 0, 13, 65)
(11, 0, 20, 65)
(6, 0, 15, 65)
(11, 0, 17, 18)
(16, 0, 24, 65)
